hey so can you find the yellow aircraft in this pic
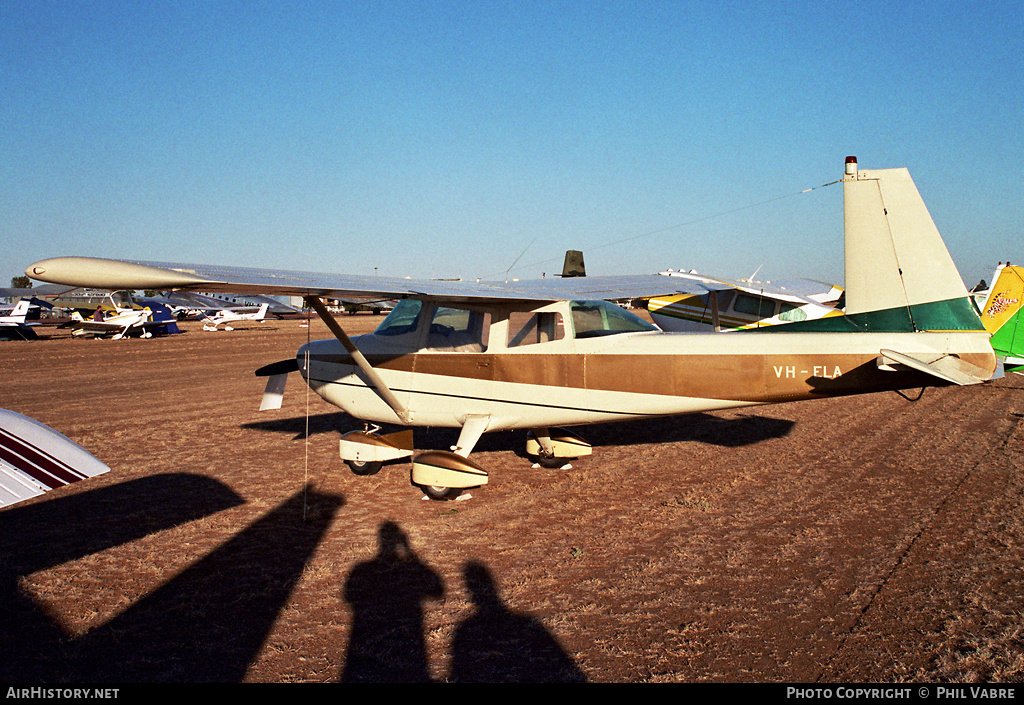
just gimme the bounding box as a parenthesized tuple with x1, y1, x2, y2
(977, 263, 1024, 373)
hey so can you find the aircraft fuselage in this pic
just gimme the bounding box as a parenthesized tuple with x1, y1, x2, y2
(297, 323, 995, 431)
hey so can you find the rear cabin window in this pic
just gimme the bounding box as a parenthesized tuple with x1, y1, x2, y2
(507, 310, 565, 347)
(778, 303, 808, 322)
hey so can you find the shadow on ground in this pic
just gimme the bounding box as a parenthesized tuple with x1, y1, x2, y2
(245, 410, 795, 453)
(1, 480, 583, 682)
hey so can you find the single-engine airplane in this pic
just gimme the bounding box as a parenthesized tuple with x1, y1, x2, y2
(201, 302, 270, 331)
(25, 157, 998, 500)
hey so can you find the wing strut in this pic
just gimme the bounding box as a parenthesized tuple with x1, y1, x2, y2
(303, 296, 412, 424)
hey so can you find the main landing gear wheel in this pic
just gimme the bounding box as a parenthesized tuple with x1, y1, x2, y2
(420, 485, 463, 501)
(346, 459, 383, 476)
(534, 455, 566, 469)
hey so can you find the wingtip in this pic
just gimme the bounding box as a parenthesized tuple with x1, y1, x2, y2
(25, 257, 209, 290)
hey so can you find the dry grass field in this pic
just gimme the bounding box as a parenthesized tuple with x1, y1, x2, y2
(2, 316, 1023, 683)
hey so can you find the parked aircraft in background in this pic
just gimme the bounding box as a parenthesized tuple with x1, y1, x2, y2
(0, 409, 110, 508)
(201, 302, 270, 331)
(645, 273, 844, 332)
(335, 298, 394, 315)
(553, 248, 844, 331)
(977, 263, 1024, 373)
(0, 299, 32, 324)
(0, 299, 42, 340)
(66, 293, 178, 339)
(159, 291, 300, 320)
(25, 157, 998, 501)
(69, 307, 151, 339)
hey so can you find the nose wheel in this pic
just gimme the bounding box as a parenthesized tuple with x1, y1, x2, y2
(345, 458, 383, 476)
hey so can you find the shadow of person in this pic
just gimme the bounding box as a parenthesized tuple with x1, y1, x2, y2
(341, 521, 443, 682)
(450, 560, 587, 682)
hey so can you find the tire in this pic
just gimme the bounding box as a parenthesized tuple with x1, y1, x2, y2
(420, 485, 463, 501)
(346, 459, 383, 476)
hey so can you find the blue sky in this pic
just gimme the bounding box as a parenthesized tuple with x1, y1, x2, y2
(3, 1, 1021, 288)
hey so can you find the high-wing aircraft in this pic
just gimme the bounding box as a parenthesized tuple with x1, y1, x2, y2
(555, 248, 845, 332)
(644, 273, 844, 332)
(201, 302, 270, 331)
(25, 157, 998, 500)
(0, 409, 110, 508)
(977, 263, 1024, 373)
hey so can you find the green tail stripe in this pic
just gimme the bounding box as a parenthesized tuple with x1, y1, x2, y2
(750, 297, 985, 333)
(990, 309, 1023, 360)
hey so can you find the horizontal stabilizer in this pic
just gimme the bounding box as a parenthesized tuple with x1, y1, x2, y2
(878, 349, 990, 386)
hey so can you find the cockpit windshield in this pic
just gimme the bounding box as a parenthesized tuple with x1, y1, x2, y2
(570, 300, 659, 338)
(374, 299, 422, 336)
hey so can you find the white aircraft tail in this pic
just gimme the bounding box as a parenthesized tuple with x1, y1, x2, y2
(253, 302, 269, 320)
(0, 299, 31, 324)
(839, 157, 981, 332)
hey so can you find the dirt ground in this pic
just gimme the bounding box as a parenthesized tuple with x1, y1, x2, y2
(2, 315, 1023, 683)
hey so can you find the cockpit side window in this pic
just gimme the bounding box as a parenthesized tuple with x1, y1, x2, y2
(426, 306, 490, 351)
(732, 293, 776, 319)
(570, 300, 658, 338)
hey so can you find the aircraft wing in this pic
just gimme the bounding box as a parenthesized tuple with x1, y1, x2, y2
(26, 257, 732, 304)
(0, 409, 110, 508)
(68, 319, 133, 333)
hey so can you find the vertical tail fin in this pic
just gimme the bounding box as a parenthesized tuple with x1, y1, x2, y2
(560, 250, 586, 278)
(842, 157, 981, 331)
(8, 299, 31, 322)
(980, 264, 1024, 371)
(980, 264, 1024, 332)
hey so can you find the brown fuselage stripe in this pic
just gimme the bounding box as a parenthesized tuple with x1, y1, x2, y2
(306, 352, 960, 402)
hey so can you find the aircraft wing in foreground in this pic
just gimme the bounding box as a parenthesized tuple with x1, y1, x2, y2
(0, 409, 110, 509)
(26, 157, 998, 501)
